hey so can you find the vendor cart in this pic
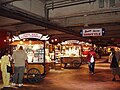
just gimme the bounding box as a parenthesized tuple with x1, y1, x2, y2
(61, 57, 82, 68)
(25, 62, 50, 83)
(10, 33, 51, 83)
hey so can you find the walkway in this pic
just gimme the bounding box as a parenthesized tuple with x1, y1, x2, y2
(0, 56, 120, 90)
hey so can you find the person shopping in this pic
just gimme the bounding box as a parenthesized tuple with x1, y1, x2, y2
(12, 46, 28, 87)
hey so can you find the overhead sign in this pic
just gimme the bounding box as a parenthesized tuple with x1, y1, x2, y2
(19, 33, 42, 39)
(61, 40, 80, 45)
(80, 28, 104, 37)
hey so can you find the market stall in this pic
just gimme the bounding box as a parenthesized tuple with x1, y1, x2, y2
(52, 40, 93, 68)
(60, 40, 83, 68)
(10, 33, 51, 83)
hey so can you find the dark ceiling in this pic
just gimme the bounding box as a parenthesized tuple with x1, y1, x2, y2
(0, 0, 120, 46)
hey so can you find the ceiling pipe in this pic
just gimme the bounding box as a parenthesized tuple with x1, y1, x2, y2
(0, 5, 84, 38)
(50, 7, 120, 19)
(47, 0, 94, 5)
(45, 0, 96, 19)
(47, 0, 72, 5)
(46, 0, 96, 10)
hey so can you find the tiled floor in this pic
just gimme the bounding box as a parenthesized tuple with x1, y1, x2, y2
(0, 56, 120, 90)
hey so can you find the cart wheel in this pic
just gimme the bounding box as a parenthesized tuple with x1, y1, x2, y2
(72, 60, 81, 68)
(27, 68, 42, 83)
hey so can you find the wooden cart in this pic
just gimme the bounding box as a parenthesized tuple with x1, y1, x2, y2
(11, 62, 51, 83)
(61, 57, 82, 68)
(25, 63, 50, 83)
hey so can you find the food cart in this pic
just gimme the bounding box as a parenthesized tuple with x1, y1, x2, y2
(61, 57, 82, 68)
(58, 40, 82, 68)
(58, 40, 93, 68)
(10, 33, 51, 83)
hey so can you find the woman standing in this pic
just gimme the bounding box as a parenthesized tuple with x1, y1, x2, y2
(0, 51, 11, 88)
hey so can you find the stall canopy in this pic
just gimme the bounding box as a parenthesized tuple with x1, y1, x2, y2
(10, 33, 50, 45)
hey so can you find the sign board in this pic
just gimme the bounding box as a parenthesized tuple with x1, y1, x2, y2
(61, 40, 80, 45)
(19, 33, 42, 39)
(80, 28, 104, 37)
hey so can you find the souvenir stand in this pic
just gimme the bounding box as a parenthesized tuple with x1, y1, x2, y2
(11, 33, 50, 83)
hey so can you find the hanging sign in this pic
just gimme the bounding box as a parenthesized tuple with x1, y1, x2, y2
(19, 33, 42, 39)
(80, 28, 104, 37)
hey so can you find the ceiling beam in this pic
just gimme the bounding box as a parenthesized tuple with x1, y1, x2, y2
(0, 0, 23, 5)
(0, 5, 83, 38)
(0, 22, 25, 27)
(46, 0, 96, 10)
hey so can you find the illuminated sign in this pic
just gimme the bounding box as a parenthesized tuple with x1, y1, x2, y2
(19, 33, 42, 39)
(80, 28, 105, 37)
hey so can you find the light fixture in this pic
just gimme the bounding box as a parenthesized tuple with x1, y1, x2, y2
(55, 39, 57, 41)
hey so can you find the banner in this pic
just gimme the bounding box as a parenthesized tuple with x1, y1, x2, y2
(19, 33, 42, 39)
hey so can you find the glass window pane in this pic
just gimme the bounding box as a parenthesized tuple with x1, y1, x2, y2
(99, 0, 104, 8)
(109, 0, 115, 7)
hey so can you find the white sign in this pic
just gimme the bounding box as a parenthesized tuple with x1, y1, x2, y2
(61, 40, 80, 45)
(40, 35, 50, 40)
(19, 33, 42, 39)
(82, 28, 103, 37)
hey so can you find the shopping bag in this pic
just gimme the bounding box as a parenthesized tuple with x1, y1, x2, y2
(119, 60, 120, 67)
(7, 65, 12, 73)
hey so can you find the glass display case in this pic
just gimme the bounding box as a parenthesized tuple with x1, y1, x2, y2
(25, 44, 44, 63)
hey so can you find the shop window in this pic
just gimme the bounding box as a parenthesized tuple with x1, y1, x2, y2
(109, 0, 115, 7)
(99, 0, 104, 8)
